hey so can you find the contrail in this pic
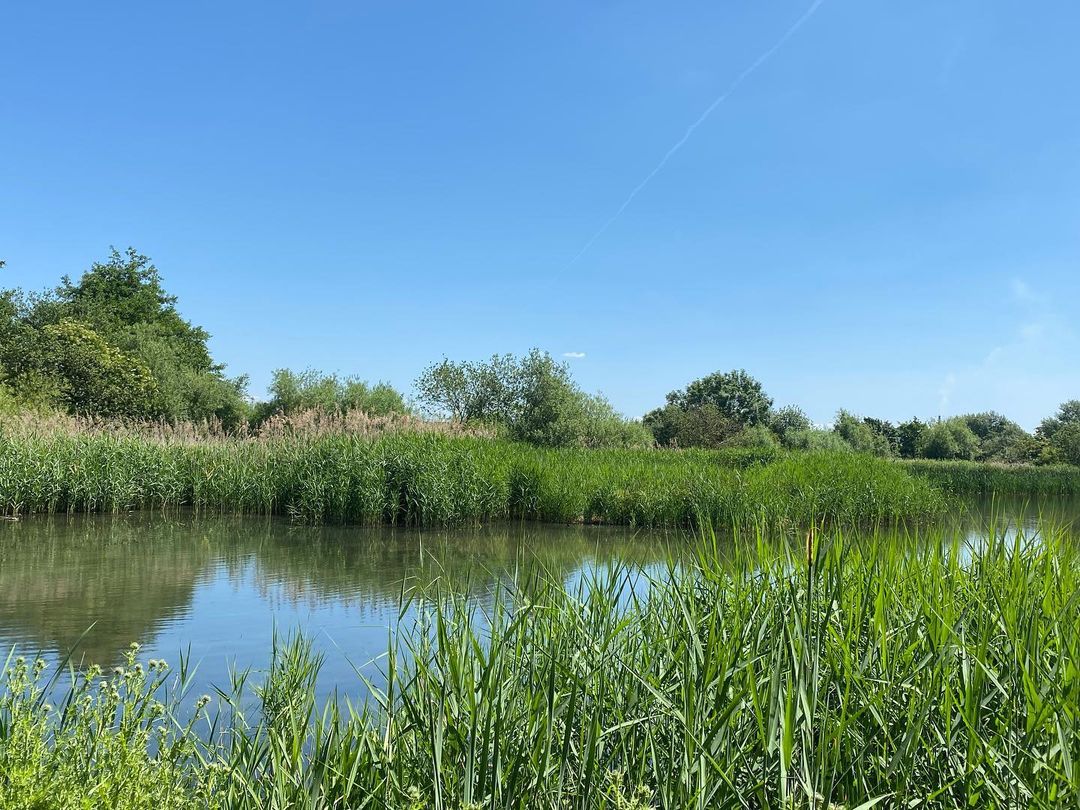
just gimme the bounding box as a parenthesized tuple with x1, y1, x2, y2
(565, 0, 826, 268)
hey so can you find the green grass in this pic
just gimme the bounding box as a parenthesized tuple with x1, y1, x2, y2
(903, 459, 1080, 496)
(3, 521, 1079, 808)
(0, 429, 947, 527)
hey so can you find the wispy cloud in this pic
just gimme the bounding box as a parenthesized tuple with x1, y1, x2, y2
(937, 278, 1077, 427)
(565, 0, 827, 268)
(562, 352, 586, 359)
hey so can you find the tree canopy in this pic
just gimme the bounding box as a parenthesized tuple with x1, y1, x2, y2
(415, 350, 649, 448)
(0, 248, 247, 425)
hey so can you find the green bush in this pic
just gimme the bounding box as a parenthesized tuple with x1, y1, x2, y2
(833, 410, 893, 456)
(415, 350, 645, 449)
(916, 419, 980, 461)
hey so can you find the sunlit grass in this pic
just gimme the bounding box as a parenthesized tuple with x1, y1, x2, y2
(903, 459, 1080, 496)
(0, 429, 947, 527)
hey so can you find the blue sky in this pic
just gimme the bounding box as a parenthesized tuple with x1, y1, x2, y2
(2, 0, 1078, 429)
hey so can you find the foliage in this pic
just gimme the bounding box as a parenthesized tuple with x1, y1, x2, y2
(4, 524, 1080, 807)
(768, 404, 812, 445)
(664, 368, 772, 426)
(39, 320, 162, 418)
(254, 368, 409, 422)
(916, 418, 980, 461)
(721, 424, 779, 450)
(415, 350, 646, 448)
(1038, 400, 1080, 465)
(958, 411, 1033, 462)
(0, 644, 220, 809)
(785, 427, 853, 453)
(643, 402, 739, 448)
(0, 249, 247, 425)
(832, 410, 893, 457)
(896, 417, 927, 459)
(644, 369, 772, 448)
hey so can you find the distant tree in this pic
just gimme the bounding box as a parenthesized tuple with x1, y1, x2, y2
(723, 424, 780, 450)
(769, 405, 812, 445)
(861, 417, 900, 455)
(785, 428, 853, 453)
(916, 418, 980, 461)
(958, 411, 1032, 462)
(666, 369, 773, 427)
(0, 248, 247, 425)
(645, 369, 772, 448)
(896, 418, 927, 459)
(833, 410, 893, 456)
(415, 349, 647, 448)
(255, 368, 408, 420)
(645, 403, 740, 448)
(1038, 401, 1080, 465)
(1050, 423, 1080, 466)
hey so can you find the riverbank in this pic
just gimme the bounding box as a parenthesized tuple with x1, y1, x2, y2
(3, 523, 1077, 808)
(902, 458, 1080, 496)
(0, 429, 946, 527)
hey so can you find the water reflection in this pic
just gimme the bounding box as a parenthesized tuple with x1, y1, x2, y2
(1, 500, 1077, 700)
(0, 513, 675, 696)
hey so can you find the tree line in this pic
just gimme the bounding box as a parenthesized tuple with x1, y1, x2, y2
(1, 249, 1077, 465)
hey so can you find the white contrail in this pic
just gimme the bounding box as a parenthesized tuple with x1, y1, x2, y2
(565, 0, 826, 268)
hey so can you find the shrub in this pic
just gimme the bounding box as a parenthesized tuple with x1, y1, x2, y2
(917, 418, 980, 461)
(768, 404, 812, 445)
(415, 350, 643, 448)
(833, 410, 893, 456)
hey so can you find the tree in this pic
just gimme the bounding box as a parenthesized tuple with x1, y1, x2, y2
(0, 248, 248, 424)
(916, 418, 980, 461)
(959, 411, 1032, 462)
(644, 369, 773, 448)
(1038, 401, 1080, 465)
(644, 403, 740, 448)
(415, 350, 647, 448)
(769, 405, 812, 446)
(255, 368, 409, 420)
(833, 410, 893, 456)
(861, 417, 900, 455)
(40, 320, 161, 418)
(896, 418, 927, 459)
(666, 369, 773, 427)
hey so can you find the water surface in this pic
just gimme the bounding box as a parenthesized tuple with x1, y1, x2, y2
(0, 513, 674, 700)
(2, 499, 1077, 701)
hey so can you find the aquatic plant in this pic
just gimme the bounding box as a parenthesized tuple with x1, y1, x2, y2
(0, 425, 947, 527)
(904, 459, 1080, 496)
(3, 522, 1078, 807)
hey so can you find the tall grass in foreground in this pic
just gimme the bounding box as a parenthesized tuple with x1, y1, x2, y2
(0, 427, 946, 527)
(3, 523, 1079, 808)
(903, 459, 1080, 496)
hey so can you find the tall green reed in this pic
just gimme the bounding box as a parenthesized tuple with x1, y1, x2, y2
(0, 427, 948, 528)
(3, 520, 1078, 807)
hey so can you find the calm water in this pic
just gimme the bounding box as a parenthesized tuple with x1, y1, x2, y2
(1, 500, 1076, 701)
(0, 514, 676, 700)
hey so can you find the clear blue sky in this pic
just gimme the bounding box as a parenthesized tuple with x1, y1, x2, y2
(2, 0, 1078, 429)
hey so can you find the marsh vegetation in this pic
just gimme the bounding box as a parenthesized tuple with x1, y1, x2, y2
(3, 519, 1079, 808)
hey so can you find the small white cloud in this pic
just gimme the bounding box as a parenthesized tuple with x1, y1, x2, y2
(562, 352, 586, 359)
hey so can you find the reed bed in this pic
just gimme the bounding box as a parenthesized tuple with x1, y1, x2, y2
(903, 459, 1080, 496)
(3, 523, 1078, 808)
(0, 427, 946, 527)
